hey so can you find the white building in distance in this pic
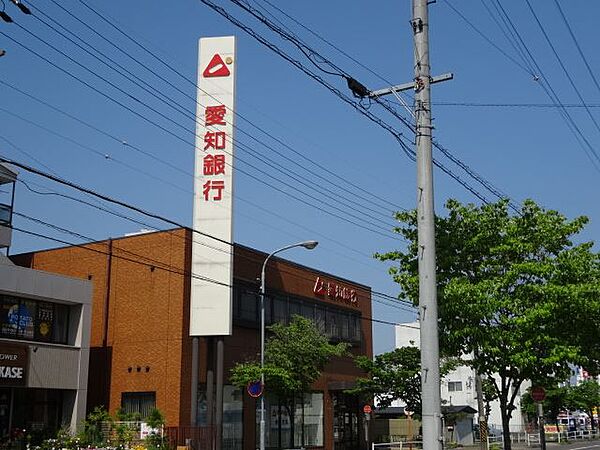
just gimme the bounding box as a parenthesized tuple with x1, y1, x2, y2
(393, 321, 530, 434)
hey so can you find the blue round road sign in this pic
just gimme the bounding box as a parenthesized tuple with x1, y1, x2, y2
(247, 380, 263, 398)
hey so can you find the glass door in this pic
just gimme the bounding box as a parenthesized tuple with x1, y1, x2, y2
(332, 392, 361, 450)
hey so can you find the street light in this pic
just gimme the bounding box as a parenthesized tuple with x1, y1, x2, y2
(259, 240, 318, 450)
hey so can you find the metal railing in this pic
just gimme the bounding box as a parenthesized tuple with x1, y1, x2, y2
(525, 429, 600, 446)
(372, 440, 422, 450)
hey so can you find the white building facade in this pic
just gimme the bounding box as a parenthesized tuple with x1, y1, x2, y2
(393, 322, 530, 434)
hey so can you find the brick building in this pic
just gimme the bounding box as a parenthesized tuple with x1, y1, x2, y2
(12, 228, 373, 450)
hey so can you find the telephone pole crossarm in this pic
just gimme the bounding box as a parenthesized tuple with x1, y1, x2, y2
(368, 72, 453, 98)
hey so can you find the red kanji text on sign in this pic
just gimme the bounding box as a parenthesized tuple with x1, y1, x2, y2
(203, 154, 226, 176)
(202, 180, 225, 201)
(205, 105, 226, 126)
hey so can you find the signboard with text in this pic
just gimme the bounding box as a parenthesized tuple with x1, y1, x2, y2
(190, 36, 236, 336)
(313, 276, 358, 306)
(0, 343, 27, 387)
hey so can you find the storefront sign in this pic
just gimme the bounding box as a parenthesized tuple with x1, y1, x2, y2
(190, 36, 236, 336)
(313, 277, 358, 306)
(0, 343, 27, 386)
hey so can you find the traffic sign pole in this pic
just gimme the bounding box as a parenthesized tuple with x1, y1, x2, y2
(538, 402, 547, 450)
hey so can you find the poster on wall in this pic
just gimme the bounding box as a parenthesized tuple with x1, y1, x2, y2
(190, 36, 236, 336)
(35, 302, 54, 341)
(1, 298, 34, 339)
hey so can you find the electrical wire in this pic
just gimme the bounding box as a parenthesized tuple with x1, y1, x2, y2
(445, 0, 600, 173)
(524, 0, 600, 138)
(553, 0, 600, 97)
(198, 0, 507, 208)
(0, 30, 397, 238)
(248, 1, 520, 210)
(433, 102, 600, 108)
(57, 0, 405, 214)
(6, 158, 414, 308)
(11, 221, 414, 327)
(442, 0, 535, 77)
(2, 20, 403, 236)
(0, 78, 406, 265)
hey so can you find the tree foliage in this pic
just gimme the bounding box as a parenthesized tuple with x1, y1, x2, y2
(348, 346, 461, 415)
(230, 315, 349, 448)
(230, 315, 349, 398)
(349, 346, 422, 412)
(377, 199, 600, 450)
(521, 385, 569, 426)
(567, 380, 600, 430)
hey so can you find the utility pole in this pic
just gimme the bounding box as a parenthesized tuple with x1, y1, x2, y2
(363, 2, 448, 449)
(413, 1, 442, 450)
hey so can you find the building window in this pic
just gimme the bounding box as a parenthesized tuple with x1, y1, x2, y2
(232, 283, 362, 344)
(273, 295, 287, 324)
(223, 386, 243, 449)
(448, 381, 463, 392)
(121, 391, 156, 418)
(0, 295, 70, 344)
(257, 392, 324, 449)
(239, 291, 258, 323)
(297, 392, 324, 447)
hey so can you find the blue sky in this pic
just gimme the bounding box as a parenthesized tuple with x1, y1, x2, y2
(1, 0, 599, 354)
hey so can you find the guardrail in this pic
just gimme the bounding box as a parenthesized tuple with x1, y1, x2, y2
(525, 430, 600, 446)
(372, 440, 422, 450)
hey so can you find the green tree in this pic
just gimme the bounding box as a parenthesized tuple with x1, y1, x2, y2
(349, 346, 421, 413)
(566, 380, 600, 430)
(521, 385, 569, 428)
(377, 199, 600, 450)
(230, 315, 349, 448)
(348, 346, 461, 416)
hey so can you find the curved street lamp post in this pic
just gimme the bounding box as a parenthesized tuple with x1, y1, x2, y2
(259, 240, 318, 450)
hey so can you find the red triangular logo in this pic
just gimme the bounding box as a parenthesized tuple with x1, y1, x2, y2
(203, 54, 230, 78)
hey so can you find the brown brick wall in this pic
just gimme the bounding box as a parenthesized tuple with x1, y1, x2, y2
(12, 228, 374, 438)
(13, 229, 191, 426)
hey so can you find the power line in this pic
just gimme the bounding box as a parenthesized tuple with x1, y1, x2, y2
(433, 102, 600, 108)
(446, 0, 600, 172)
(0, 79, 404, 266)
(245, 0, 520, 210)
(198, 0, 507, 207)
(1, 30, 397, 238)
(5, 157, 413, 304)
(524, 0, 600, 139)
(3, 19, 403, 236)
(11, 221, 412, 328)
(442, 0, 534, 77)
(553, 0, 600, 97)
(59, 0, 406, 214)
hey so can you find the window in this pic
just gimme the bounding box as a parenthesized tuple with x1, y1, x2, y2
(273, 295, 287, 324)
(326, 310, 339, 339)
(350, 315, 361, 341)
(288, 300, 301, 320)
(223, 386, 243, 449)
(231, 283, 362, 344)
(301, 303, 314, 322)
(339, 312, 350, 340)
(0, 295, 70, 344)
(314, 307, 326, 334)
(121, 391, 156, 418)
(257, 392, 324, 448)
(239, 291, 258, 323)
(298, 393, 324, 447)
(448, 381, 463, 392)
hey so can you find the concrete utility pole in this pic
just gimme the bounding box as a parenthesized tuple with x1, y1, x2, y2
(413, 1, 442, 450)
